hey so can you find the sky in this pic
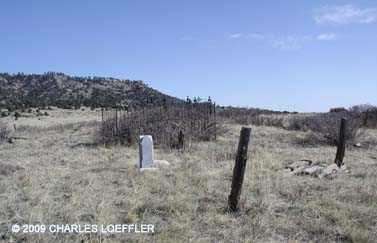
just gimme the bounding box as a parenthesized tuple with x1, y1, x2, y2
(1, 0, 376, 112)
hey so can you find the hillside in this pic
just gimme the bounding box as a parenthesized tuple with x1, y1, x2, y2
(0, 72, 181, 110)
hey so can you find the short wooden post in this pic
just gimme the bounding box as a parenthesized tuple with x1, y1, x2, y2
(335, 118, 347, 167)
(214, 102, 217, 142)
(177, 130, 184, 149)
(228, 127, 252, 212)
(101, 107, 104, 145)
(115, 109, 119, 142)
(101, 107, 104, 125)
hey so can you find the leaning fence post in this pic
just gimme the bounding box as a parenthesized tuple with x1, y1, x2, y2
(228, 127, 252, 212)
(335, 118, 347, 167)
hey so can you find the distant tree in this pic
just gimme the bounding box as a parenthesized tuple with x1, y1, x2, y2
(329, 107, 347, 113)
(162, 97, 167, 111)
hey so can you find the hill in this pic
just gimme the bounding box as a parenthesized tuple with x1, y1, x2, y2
(0, 72, 181, 110)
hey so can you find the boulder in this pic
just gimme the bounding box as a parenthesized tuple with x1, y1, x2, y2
(318, 164, 348, 179)
(139, 167, 158, 172)
(284, 160, 349, 179)
(353, 143, 362, 148)
(0, 162, 24, 176)
(286, 160, 312, 175)
(303, 165, 326, 176)
(155, 160, 170, 167)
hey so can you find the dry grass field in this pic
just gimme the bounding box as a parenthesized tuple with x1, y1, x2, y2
(1, 109, 377, 242)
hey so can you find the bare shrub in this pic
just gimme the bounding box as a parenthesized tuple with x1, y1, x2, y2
(250, 114, 285, 128)
(361, 109, 377, 129)
(349, 104, 377, 129)
(0, 121, 11, 143)
(214, 144, 237, 162)
(97, 102, 218, 148)
(288, 112, 363, 146)
(292, 132, 328, 147)
(217, 107, 256, 124)
(217, 107, 287, 128)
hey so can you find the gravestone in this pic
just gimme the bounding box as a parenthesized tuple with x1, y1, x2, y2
(139, 135, 157, 171)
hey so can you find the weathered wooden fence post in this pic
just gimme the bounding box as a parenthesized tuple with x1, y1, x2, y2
(115, 109, 119, 143)
(228, 127, 252, 212)
(177, 130, 184, 149)
(101, 107, 104, 126)
(214, 102, 217, 142)
(335, 118, 347, 167)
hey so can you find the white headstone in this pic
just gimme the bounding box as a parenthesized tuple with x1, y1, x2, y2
(139, 135, 156, 170)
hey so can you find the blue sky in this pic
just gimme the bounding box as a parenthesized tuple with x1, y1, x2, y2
(1, 0, 376, 112)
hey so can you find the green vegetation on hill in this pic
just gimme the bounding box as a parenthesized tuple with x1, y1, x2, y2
(0, 72, 181, 110)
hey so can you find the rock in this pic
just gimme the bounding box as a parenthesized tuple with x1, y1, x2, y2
(318, 164, 347, 179)
(323, 164, 339, 174)
(283, 160, 349, 179)
(155, 160, 170, 167)
(303, 165, 326, 176)
(139, 167, 158, 172)
(284, 160, 349, 179)
(353, 143, 361, 148)
(286, 160, 312, 169)
(286, 160, 312, 175)
(0, 162, 24, 176)
(282, 168, 294, 176)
